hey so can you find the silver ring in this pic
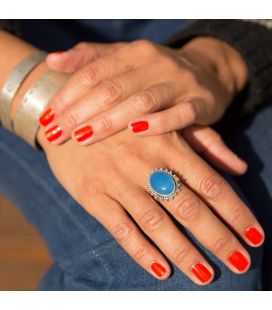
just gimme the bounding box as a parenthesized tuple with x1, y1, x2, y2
(147, 168, 182, 201)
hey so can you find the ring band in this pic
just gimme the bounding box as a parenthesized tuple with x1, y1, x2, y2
(147, 168, 181, 201)
(0, 51, 47, 131)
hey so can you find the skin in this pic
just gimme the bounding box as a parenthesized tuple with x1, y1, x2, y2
(42, 37, 248, 148)
(37, 126, 264, 285)
(0, 30, 264, 285)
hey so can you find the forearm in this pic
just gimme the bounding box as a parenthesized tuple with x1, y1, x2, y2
(0, 30, 48, 121)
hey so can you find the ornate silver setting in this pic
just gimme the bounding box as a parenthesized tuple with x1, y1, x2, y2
(147, 168, 182, 201)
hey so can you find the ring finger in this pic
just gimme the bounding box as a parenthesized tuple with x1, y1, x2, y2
(110, 181, 215, 285)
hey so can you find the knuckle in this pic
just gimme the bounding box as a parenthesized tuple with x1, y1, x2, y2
(62, 110, 78, 128)
(153, 113, 167, 132)
(228, 207, 244, 226)
(100, 79, 122, 103)
(173, 246, 191, 263)
(213, 235, 231, 253)
(132, 39, 157, 53)
(181, 101, 198, 122)
(133, 91, 157, 113)
(77, 64, 100, 87)
(110, 222, 133, 243)
(175, 195, 201, 222)
(141, 209, 166, 232)
(74, 41, 89, 49)
(159, 56, 180, 71)
(182, 69, 197, 84)
(78, 181, 99, 204)
(200, 174, 223, 201)
(132, 246, 148, 261)
(96, 115, 113, 132)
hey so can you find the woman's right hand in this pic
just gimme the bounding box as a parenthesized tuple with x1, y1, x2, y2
(37, 126, 264, 285)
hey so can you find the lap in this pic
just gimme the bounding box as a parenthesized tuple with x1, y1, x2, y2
(0, 103, 269, 289)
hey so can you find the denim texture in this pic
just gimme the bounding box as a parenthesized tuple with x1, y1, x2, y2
(0, 20, 270, 290)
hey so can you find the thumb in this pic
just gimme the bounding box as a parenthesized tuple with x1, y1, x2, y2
(181, 125, 248, 176)
(46, 42, 124, 73)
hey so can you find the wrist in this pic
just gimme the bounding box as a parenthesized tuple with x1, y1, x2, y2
(180, 36, 249, 105)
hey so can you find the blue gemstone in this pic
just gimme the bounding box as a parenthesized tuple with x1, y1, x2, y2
(149, 171, 175, 195)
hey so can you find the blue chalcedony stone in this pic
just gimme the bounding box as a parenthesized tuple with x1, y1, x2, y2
(149, 171, 175, 195)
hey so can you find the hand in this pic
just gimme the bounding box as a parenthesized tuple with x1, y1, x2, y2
(38, 127, 263, 286)
(39, 37, 248, 147)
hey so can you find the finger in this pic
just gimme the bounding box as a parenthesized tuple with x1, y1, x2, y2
(110, 182, 214, 285)
(128, 99, 201, 136)
(69, 83, 175, 145)
(39, 46, 139, 127)
(43, 66, 168, 144)
(89, 194, 171, 280)
(46, 42, 125, 73)
(161, 137, 265, 249)
(160, 180, 251, 274)
(130, 162, 251, 274)
(181, 125, 248, 175)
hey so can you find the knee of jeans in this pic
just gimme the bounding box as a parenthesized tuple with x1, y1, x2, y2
(56, 237, 262, 290)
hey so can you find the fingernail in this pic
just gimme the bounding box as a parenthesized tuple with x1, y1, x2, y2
(45, 125, 62, 142)
(245, 227, 263, 245)
(228, 251, 249, 272)
(39, 108, 55, 126)
(151, 262, 166, 277)
(130, 121, 149, 133)
(50, 51, 65, 56)
(74, 126, 93, 142)
(191, 263, 212, 283)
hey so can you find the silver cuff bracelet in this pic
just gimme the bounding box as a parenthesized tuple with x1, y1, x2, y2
(13, 70, 68, 147)
(0, 51, 47, 131)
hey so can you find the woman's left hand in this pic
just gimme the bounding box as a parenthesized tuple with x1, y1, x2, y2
(40, 37, 248, 146)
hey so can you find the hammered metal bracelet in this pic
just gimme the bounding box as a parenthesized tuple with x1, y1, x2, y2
(13, 70, 69, 147)
(0, 51, 47, 131)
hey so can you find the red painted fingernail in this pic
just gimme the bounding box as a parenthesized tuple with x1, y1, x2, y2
(45, 125, 62, 142)
(191, 263, 212, 283)
(228, 251, 249, 272)
(130, 121, 149, 133)
(50, 51, 65, 56)
(245, 227, 263, 245)
(39, 108, 55, 126)
(74, 126, 93, 142)
(151, 262, 166, 277)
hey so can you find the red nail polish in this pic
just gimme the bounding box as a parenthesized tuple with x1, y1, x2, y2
(131, 121, 149, 133)
(45, 125, 62, 142)
(39, 108, 55, 126)
(74, 126, 93, 142)
(151, 262, 166, 277)
(228, 251, 249, 272)
(191, 263, 212, 283)
(245, 227, 263, 245)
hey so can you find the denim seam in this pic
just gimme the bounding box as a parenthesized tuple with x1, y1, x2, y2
(92, 248, 114, 289)
(0, 140, 97, 244)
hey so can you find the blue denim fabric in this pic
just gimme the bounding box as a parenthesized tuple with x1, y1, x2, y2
(0, 20, 270, 290)
(0, 102, 268, 291)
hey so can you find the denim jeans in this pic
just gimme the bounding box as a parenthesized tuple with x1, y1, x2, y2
(0, 20, 271, 290)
